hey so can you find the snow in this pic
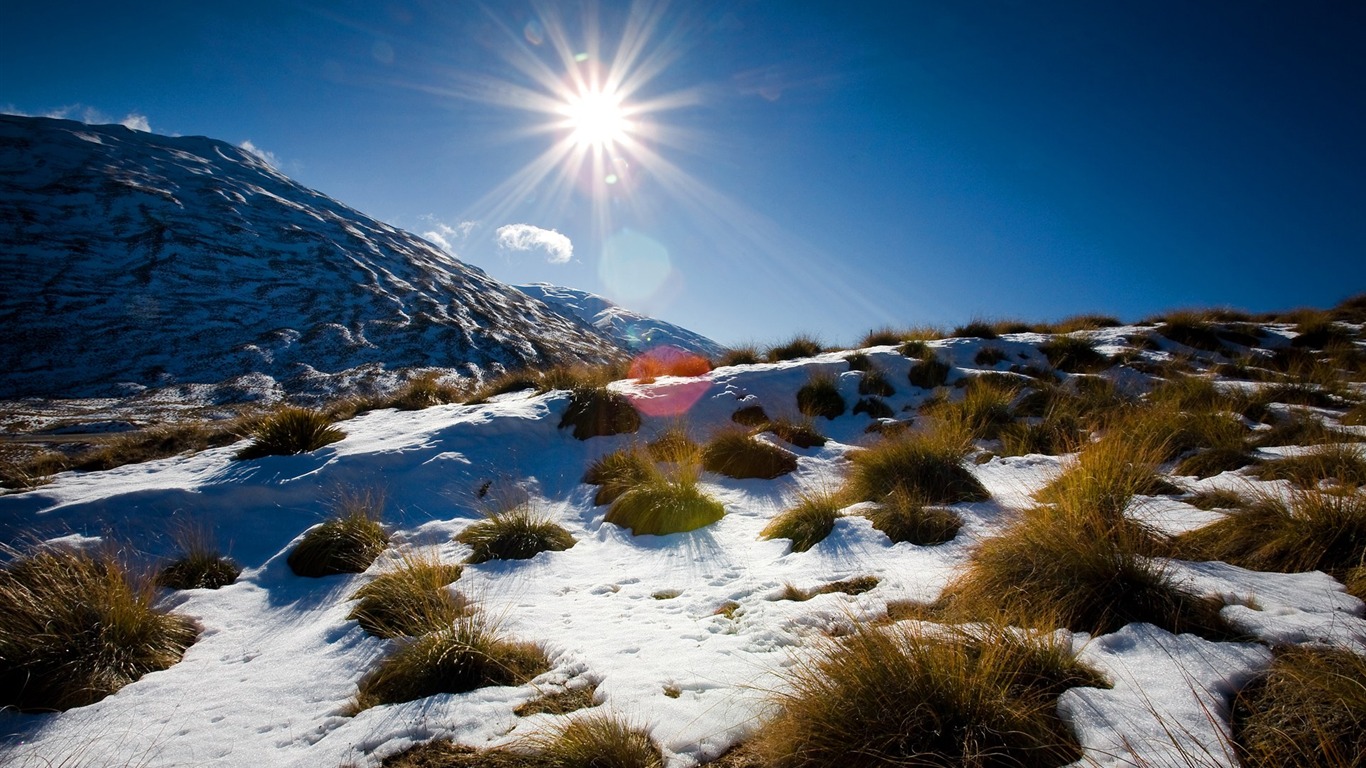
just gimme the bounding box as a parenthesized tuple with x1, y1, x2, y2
(3, 337, 1364, 767)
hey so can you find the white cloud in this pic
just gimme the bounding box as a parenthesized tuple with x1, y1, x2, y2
(120, 113, 151, 132)
(239, 140, 280, 168)
(420, 218, 478, 254)
(496, 223, 573, 264)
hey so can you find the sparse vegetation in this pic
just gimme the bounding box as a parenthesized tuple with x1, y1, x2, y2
(776, 576, 879, 601)
(746, 621, 1105, 768)
(386, 372, 467, 410)
(347, 551, 467, 638)
(928, 375, 1020, 440)
(287, 491, 389, 577)
(559, 386, 641, 440)
(856, 367, 895, 397)
(718, 345, 762, 367)
(761, 488, 842, 552)
(236, 406, 345, 460)
(457, 501, 577, 564)
(0, 545, 198, 711)
(857, 327, 907, 347)
(515, 681, 598, 717)
(852, 397, 893, 419)
(353, 613, 549, 711)
(973, 347, 1008, 366)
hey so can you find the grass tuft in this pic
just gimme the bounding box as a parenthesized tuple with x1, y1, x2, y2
(0, 545, 198, 711)
(759, 417, 828, 448)
(583, 446, 656, 506)
(950, 320, 999, 339)
(386, 373, 467, 410)
(1038, 335, 1110, 373)
(457, 500, 576, 564)
(907, 348, 951, 389)
(347, 550, 467, 638)
(761, 488, 842, 552)
(717, 346, 762, 367)
(559, 386, 641, 440)
(928, 375, 1020, 440)
(701, 428, 799, 480)
(844, 427, 989, 504)
(1233, 646, 1366, 768)
(1251, 443, 1366, 488)
(235, 406, 345, 460)
(606, 477, 726, 536)
(796, 372, 846, 420)
(766, 335, 824, 362)
(748, 621, 1105, 768)
(156, 528, 240, 591)
(862, 487, 962, 546)
(353, 613, 549, 711)
(287, 490, 389, 577)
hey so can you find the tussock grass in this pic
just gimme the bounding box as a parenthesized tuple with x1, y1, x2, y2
(701, 428, 798, 480)
(467, 370, 542, 402)
(859, 327, 931, 347)
(1251, 443, 1366, 488)
(856, 367, 895, 397)
(1042, 314, 1123, 333)
(759, 417, 827, 449)
(1038, 335, 1110, 373)
(844, 426, 989, 504)
(1153, 312, 1230, 352)
(384, 712, 661, 768)
(235, 406, 345, 460)
(156, 527, 240, 590)
(347, 550, 467, 638)
(385, 373, 467, 410)
(952, 436, 1229, 636)
(717, 345, 762, 367)
(1174, 489, 1366, 595)
(1291, 313, 1355, 350)
(863, 488, 963, 545)
(852, 397, 893, 419)
(0, 448, 68, 489)
(777, 576, 880, 602)
(604, 448, 725, 535)
(950, 320, 999, 339)
(288, 490, 389, 577)
(1344, 403, 1366, 426)
(928, 376, 1020, 440)
(457, 501, 576, 564)
(1185, 488, 1246, 510)
(353, 613, 549, 711)
(1252, 411, 1363, 447)
(559, 386, 641, 440)
(766, 335, 824, 362)
(748, 621, 1105, 768)
(973, 347, 1009, 366)
(0, 545, 198, 711)
(630, 348, 711, 381)
(1233, 645, 1366, 768)
(795, 372, 846, 420)
(645, 424, 699, 460)
(907, 348, 951, 389)
(515, 681, 599, 717)
(730, 404, 769, 426)
(583, 447, 655, 506)
(70, 419, 250, 472)
(761, 488, 842, 552)
(844, 351, 873, 371)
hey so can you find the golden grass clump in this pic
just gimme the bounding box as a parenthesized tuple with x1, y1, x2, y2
(559, 386, 641, 440)
(583, 446, 657, 506)
(235, 406, 345, 460)
(456, 501, 576, 564)
(795, 372, 846, 420)
(287, 490, 389, 577)
(717, 345, 762, 367)
(1233, 645, 1366, 768)
(353, 613, 549, 711)
(761, 488, 843, 552)
(702, 428, 799, 480)
(1250, 443, 1366, 488)
(1038, 335, 1111, 373)
(380, 712, 661, 768)
(514, 681, 599, 717)
(844, 426, 989, 505)
(759, 417, 828, 449)
(155, 527, 240, 590)
(907, 348, 951, 389)
(605, 471, 726, 536)
(747, 622, 1106, 768)
(766, 335, 825, 362)
(862, 487, 963, 546)
(347, 550, 467, 638)
(0, 546, 198, 711)
(1174, 489, 1366, 598)
(928, 375, 1020, 440)
(385, 372, 467, 410)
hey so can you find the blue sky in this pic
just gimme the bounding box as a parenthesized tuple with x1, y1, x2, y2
(3, 1, 1364, 346)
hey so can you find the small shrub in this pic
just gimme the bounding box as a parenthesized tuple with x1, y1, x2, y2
(1233, 646, 1366, 768)
(796, 373, 846, 420)
(1174, 489, 1366, 588)
(559, 387, 641, 440)
(718, 346, 762, 367)
(457, 501, 576, 564)
(353, 614, 549, 711)
(852, 397, 893, 419)
(950, 320, 999, 339)
(347, 551, 467, 638)
(287, 491, 389, 577)
(156, 528, 240, 590)
(605, 462, 726, 536)
(761, 488, 842, 552)
(701, 429, 798, 479)
(1251, 443, 1366, 488)
(0, 546, 198, 711)
(747, 622, 1104, 768)
(236, 406, 345, 459)
(845, 428, 989, 504)
(760, 418, 827, 448)
(767, 335, 824, 362)
(1038, 336, 1109, 373)
(863, 488, 962, 546)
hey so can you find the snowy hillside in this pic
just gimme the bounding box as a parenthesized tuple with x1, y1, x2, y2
(517, 283, 726, 360)
(0, 115, 624, 401)
(2, 310, 1364, 767)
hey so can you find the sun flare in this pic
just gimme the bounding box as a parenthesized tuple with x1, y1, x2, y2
(563, 88, 631, 149)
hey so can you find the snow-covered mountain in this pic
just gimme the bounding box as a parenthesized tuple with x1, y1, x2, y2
(517, 283, 726, 360)
(0, 115, 627, 400)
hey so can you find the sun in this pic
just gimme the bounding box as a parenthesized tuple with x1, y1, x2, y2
(562, 87, 631, 149)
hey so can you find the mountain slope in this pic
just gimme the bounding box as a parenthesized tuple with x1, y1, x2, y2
(516, 283, 727, 359)
(0, 115, 623, 400)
